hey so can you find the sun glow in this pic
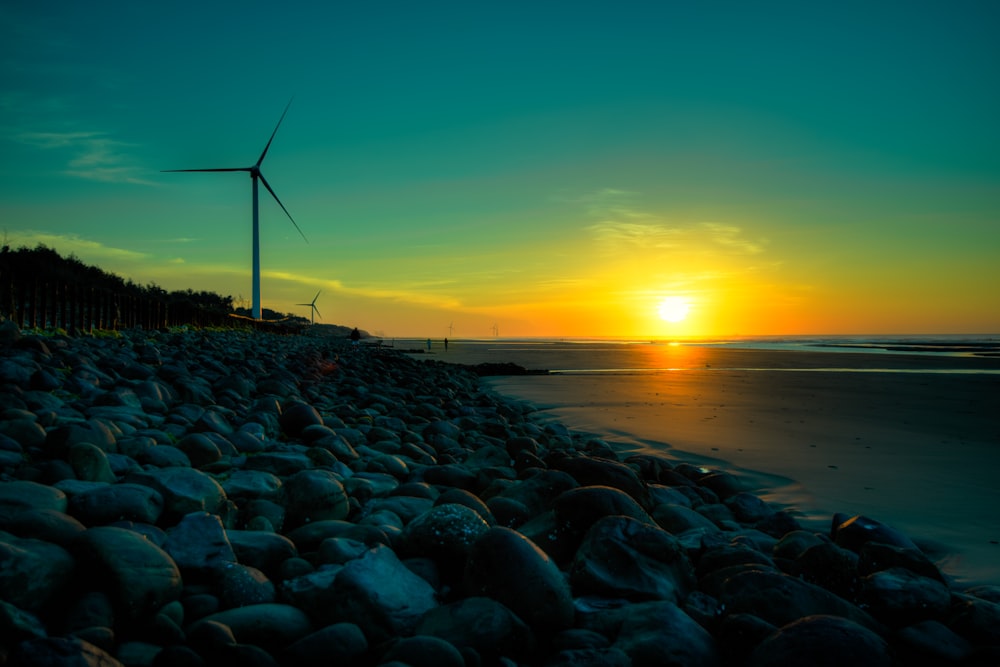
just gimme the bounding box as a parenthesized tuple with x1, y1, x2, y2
(658, 296, 690, 323)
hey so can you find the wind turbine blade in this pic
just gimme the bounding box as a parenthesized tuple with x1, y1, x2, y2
(162, 167, 251, 173)
(259, 173, 307, 242)
(312, 290, 321, 305)
(256, 97, 294, 166)
(314, 306, 322, 320)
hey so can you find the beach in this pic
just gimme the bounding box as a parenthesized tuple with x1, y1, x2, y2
(426, 339, 1000, 587)
(4, 327, 1000, 665)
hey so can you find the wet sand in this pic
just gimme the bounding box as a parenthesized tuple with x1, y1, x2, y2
(428, 342, 1000, 586)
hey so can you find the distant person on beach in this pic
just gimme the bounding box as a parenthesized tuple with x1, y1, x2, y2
(444, 338, 449, 351)
(350, 327, 361, 348)
(426, 338, 432, 351)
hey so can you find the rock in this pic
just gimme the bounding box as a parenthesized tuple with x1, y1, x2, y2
(0, 507, 86, 546)
(67, 482, 164, 526)
(716, 568, 880, 632)
(401, 502, 491, 560)
(652, 503, 721, 535)
(570, 515, 695, 603)
(548, 454, 649, 507)
(165, 511, 236, 575)
(226, 530, 297, 577)
(832, 514, 919, 552)
(464, 526, 575, 633)
(175, 433, 223, 469)
(218, 562, 276, 608)
(612, 600, 720, 667)
(281, 622, 368, 667)
(67, 442, 117, 483)
(127, 467, 227, 521)
(12, 636, 125, 667)
(326, 544, 438, 642)
(380, 635, 466, 667)
(947, 595, 1000, 645)
(220, 470, 283, 501)
(417, 596, 534, 661)
(747, 615, 892, 667)
(0, 480, 68, 514)
(188, 603, 312, 651)
(281, 470, 350, 529)
(280, 402, 324, 438)
(726, 491, 775, 524)
(896, 619, 972, 665)
(74, 525, 182, 620)
(0, 531, 76, 613)
(434, 487, 496, 525)
(857, 566, 951, 627)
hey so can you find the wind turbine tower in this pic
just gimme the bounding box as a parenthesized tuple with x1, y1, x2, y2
(297, 290, 322, 324)
(164, 99, 306, 320)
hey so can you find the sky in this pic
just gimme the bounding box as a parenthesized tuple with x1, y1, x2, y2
(2, 1, 998, 338)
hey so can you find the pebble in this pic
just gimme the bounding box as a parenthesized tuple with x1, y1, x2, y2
(1, 325, 997, 665)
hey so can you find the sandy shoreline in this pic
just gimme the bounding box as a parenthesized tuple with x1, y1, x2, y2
(426, 343, 1000, 587)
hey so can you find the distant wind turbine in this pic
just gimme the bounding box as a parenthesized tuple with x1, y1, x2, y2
(163, 99, 306, 320)
(297, 290, 322, 324)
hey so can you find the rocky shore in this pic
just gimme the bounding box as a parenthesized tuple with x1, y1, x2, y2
(1, 325, 998, 666)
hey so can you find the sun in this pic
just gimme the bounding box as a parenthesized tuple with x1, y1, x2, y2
(658, 296, 690, 323)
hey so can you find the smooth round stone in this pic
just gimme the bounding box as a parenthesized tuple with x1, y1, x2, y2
(464, 526, 575, 633)
(549, 455, 649, 506)
(221, 470, 283, 500)
(858, 567, 951, 627)
(570, 515, 695, 604)
(0, 480, 68, 514)
(68, 482, 165, 526)
(281, 470, 350, 529)
(612, 600, 720, 666)
(45, 420, 117, 456)
(218, 562, 276, 608)
(189, 603, 312, 651)
(0, 507, 85, 545)
(832, 514, 919, 553)
(244, 451, 314, 476)
(370, 495, 435, 525)
(747, 615, 892, 667)
(12, 637, 124, 667)
(0, 530, 76, 612)
(401, 503, 491, 559)
(0, 417, 46, 449)
(653, 503, 721, 534)
(176, 433, 223, 469)
(417, 596, 534, 661)
(280, 402, 324, 438)
(227, 530, 297, 577)
(74, 525, 182, 619)
(435, 488, 496, 526)
(127, 467, 227, 521)
(282, 622, 368, 667)
(138, 444, 192, 468)
(381, 635, 465, 667)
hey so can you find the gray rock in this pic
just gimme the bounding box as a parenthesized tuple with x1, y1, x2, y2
(381, 635, 465, 667)
(218, 562, 276, 608)
(401, 503, 491, 560)
(188, 603, 312, 651)
(465, 526, 575, 633)
(747, 615, 892, 667)
(327, 544, 438, 642)
(832, 514, 919, 553)
(165, 511, 236, 574)
(67, 442, 117, 483)
(417, 596, 534, 661)
(281, 622, 368, 667)
(221, 470, 283, 500)
(176, 433, 223, 469)
(127, 467, 227, 521)
(68, 482, 164, 526)
(612, 600, 720, 667)
(227, 530, 297, 577)
(0, 480, 68, 514)
(74, 525, 182, 619)
(12, 636, 124, 667)
(0, 530, 76, 613)
(570, 515, 695, 603)
(281, 469, 350, 529)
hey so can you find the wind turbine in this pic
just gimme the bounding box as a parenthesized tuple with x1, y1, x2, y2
(164, 99, 306, 320)
(297, 290, 322, 324)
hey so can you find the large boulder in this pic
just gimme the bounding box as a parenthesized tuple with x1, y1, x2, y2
(570, 515, 695, 603)
(747, 615, 892, 667)
(417, 596, 534, 662)
(612, 600, 720, 667)
(0, 531, 76, 613)
(464, 526, 575, 633)
(73, 525, 182, 620)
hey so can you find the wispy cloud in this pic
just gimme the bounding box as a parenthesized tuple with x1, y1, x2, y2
(579, 188, 767, 256)
(13, 130, 153, 185)
(9, 230, 149, 262)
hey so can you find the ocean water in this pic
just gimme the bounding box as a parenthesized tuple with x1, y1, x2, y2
(398, 334, 1000, 586)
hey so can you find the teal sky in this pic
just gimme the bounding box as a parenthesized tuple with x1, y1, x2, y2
(2, 1, 998, 337)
